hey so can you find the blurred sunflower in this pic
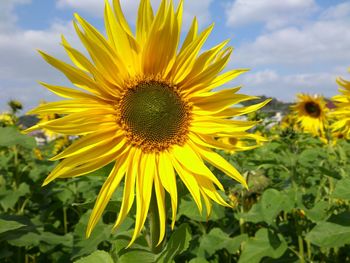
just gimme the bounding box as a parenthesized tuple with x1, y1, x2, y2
(0, 112, 14, 127)
(291, 93, 328, 136)
(331, 73, 350, 139)
(218, 132, 266, 154)
(280, 113, 298, 130)
(36, 101, 61, 140)
(25, 0, 269, 245)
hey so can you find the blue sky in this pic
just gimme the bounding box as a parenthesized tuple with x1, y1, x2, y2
(1, 0, 350, 112)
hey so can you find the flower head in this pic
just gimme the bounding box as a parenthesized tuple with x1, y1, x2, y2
(26, 0, 269, 245)
(331, 71, 350, 139)
(291, 93, 328, 136)
(0, 112, 14, 127)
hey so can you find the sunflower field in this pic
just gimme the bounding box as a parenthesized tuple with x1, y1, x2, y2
(2, 95, 350, 263)
(2, 0, 350, 263)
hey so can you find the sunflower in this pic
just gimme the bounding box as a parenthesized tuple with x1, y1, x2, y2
(331, 73, 350, 139)
(0, 112, 14, 127)
(218, 132, 266, 154)
(36, 101, 61, 140)
(25, 0, 269, 245)
(291, 93, 328, 136)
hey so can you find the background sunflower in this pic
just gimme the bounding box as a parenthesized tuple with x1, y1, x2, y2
(290, 93, 328, 136)
(331, 72, 350, 139)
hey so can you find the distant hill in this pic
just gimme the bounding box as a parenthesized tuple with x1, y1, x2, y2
(18, 115, 39, 128)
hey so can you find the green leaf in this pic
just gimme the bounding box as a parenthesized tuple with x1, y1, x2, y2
(0, 219, 25, 233)
(156, 223, 192, 263)
(332, 178, 350, 200)
(298, 148, 325, 167)
(74, 250, 114, 263)
(7, 232, 40, 247)
(119, 250, 156, 263)
(40, 232, 73, 247)
(189, 257, 210, 263)
(238, 189, 290, 225)
(328, 211, 350, 226)
(198, 228, 248, 257)
(238, 228, 287, 263)
(71, 211, 112, 259)
(305, 222, 350, 248)
(0, 127, 36, 149)
(0, 215, 37, 244)
(305, 201, 330, 222)
(0, 183, 30, 211)
(259, 189, 285, 225)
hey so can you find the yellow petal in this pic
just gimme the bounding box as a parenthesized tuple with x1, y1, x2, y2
(73, 19, 127, 86)
(129, 152, 155, 246)
(104, 0, 140, 75)
(86, 153, 128, 237)
(38, 50, 103, 96)
(136, 0, 154, 45)
(39, 82, 100, 101)
(179, 17, 198, 54)
(112, 0, 133, 36)
(191, 143, 248, 188)
(191, 87, 248, 113)
(172, 144, 223, 190)
(28, 99, 113, 115)
(50, 127, 120, 161)
(113, 148, 141, 229)
(154, 169, 166, 245)
(158, 151, 178, 229)
(170, 24, 213, 83)
(170, 152, 202, 213)
(181, 47, 232, 93)
(61, 38, 122, 97)
(43, 137, 127, 185)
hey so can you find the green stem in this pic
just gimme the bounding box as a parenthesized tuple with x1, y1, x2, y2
(149, 190, 162, 254)
(63, 207, 68, 234)
(306, 239, 312, 261)
(12, 146, 19, 188)
(239, 189, 245, 234)
(298, 235, 305, 263)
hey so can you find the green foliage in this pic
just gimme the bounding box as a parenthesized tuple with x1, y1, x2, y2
(1, 122, 350, 262)
(238, 228, 287, 263)
(0, 127, 36, 149)
(74, 250, 114, 263)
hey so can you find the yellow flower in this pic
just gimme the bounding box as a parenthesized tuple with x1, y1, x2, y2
(36, 101, 61, 140)
(218, 132, 267, 154)
(0, 112, 14, 126)
(291, 93, 328, 136)
(33, 148, 43, 160)
(331, 72, 350, 139)
(280, 113, 298, 130)
(25, 0, 269, 245)
(52, 136, 70, 155)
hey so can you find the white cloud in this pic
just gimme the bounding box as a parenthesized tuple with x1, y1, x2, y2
(225, 0, 317, 29)
(320, 2, 350, 20)
(238, 69, 344, 101)
(56, 0, 213, 29)
(0, 0, 31, 32)
(234, 22, 350, 67)
(227, 2, 350, 101)
(231, 3, 350, 68)
(0, 21, 80, 112)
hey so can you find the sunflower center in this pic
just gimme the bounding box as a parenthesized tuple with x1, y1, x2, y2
(229, 137, 238, 145)
(118, 80, 191, 152)
(304, 102, 321, 117)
